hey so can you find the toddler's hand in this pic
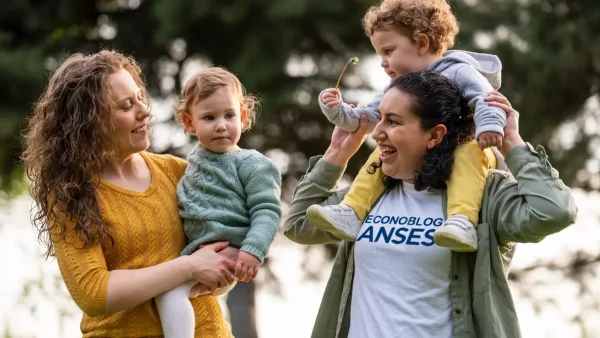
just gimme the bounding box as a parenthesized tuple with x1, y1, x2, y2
(477, 131, 503, 150)
(235, 251, 260, 282)
(321, 88, 341, 108)
(348, 104, 365, 108)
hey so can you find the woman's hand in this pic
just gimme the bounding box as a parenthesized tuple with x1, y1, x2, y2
(186, 241, 236, 291)
(484, 91, 525, 157)
(190, 245, 240, 294)
(216, 245, 240, 262)
(323, 115, 370, 167)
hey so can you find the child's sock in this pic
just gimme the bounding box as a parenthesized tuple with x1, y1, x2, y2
(433, 214, 478, 252)
(306, 203, 362, 241)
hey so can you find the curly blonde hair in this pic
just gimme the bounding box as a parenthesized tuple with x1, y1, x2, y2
(174, 67, 258, 132)
(22, 50, 149, 258)
(362, 0, 459, 55)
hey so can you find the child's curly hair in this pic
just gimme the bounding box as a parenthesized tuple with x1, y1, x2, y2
(362, 0, 459, 55)
(174, 67, 258, 132)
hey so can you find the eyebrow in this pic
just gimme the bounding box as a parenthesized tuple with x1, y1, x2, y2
(197, 108, 237, 115)
(115, 89, 141, 104)
(383, 112, 403, 119)
(376, 44, 393, 52)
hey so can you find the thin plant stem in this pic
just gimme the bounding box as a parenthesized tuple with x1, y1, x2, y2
(335, 57, 359, 89)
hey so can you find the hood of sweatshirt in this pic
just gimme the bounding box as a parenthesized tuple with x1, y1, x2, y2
(428, 50, 502, 90)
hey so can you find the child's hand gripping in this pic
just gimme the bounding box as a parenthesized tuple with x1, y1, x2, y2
(321, 88, 341, 108)
(477, 131, 503, 150)
(235, 251, 261, 282)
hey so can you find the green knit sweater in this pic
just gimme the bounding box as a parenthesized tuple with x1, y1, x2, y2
(178, 145, 282, 261)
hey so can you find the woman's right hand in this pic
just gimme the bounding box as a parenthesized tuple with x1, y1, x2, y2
(186, 241, 236, 290)
(484, 91, 525, 157)
(323, 115, 370, 167)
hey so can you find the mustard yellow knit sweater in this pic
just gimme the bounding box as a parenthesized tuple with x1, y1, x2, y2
(51, 151, 232, 337)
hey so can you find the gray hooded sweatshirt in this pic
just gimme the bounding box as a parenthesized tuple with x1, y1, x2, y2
(318, 50, 504, 138)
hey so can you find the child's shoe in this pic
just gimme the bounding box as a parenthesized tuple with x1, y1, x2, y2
(306, 204, 362, 241)
(193, 280, 238, 297)
(433, 214, 478, 252)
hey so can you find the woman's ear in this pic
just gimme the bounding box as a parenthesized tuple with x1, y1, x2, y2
(181, 113, 196, 135)
(415, 33, 431, 56)
(427, 124, 447, 149)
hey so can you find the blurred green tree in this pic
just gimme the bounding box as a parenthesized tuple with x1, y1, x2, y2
(0, 0, 598, 193)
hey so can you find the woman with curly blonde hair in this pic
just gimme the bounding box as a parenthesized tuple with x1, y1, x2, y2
(22, 50, 235, 337)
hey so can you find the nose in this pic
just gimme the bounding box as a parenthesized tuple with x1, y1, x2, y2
(215, 119, 226, 131)
(137, 101, 151, 121)
(380, 57, 388, 69)
(372, 119, 385, 142)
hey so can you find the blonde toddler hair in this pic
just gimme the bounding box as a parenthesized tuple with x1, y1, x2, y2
(174, 67, 258, 132)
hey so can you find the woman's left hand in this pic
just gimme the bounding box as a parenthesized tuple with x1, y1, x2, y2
(484, 91, 525, 157)
(190, 245, 240, 294)
(323, 115, 370, 167)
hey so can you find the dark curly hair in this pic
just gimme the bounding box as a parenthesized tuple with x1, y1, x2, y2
(368, 70, 475, 191)
(362, 0, 459, 55)
(22, 50, 149, 258)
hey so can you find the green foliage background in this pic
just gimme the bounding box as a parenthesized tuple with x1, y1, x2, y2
(1, 0, 598, 195)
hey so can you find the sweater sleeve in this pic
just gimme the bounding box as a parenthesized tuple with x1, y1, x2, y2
(454, 65, 507, 138)
(318, 89, 382, 133)
(238, 155, 282, 261)
(50, 215, 110, 317)
(282, 156, 347, 245)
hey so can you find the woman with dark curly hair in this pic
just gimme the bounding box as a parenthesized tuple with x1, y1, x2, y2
(22, 50, 235, 337)
(283, 71, 577, 338)
(312, 0, 506, 253)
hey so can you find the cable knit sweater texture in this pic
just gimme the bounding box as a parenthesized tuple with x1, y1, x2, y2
(178, 145, 282, 261)
(50, 151, 232, 338)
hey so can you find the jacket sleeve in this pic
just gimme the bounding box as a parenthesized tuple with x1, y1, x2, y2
(486, 143, 577, 244)
(240, 156, 282, 261)
(50, 216, 110, 317)
(455, 65, 506, 138)
(318, 90, 382, 133)
(282, 156, 348, 245)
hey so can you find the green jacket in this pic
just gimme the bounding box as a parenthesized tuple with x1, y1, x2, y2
(282, 144, 577, 338)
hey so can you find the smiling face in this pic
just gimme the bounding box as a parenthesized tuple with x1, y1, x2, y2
(182, 85, 246, 153)
(370, 27, 430, 79)
(372, 87, 446, 180)
(108, 68, 151, 157)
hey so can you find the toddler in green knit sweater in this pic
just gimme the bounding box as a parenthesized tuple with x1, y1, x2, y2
(155, 67, 282, 338)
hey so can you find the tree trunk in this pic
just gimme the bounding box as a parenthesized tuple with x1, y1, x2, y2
(226, 280, 258, 338)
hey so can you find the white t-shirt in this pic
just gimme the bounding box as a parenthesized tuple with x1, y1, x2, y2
(348, 182, 453, 338)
